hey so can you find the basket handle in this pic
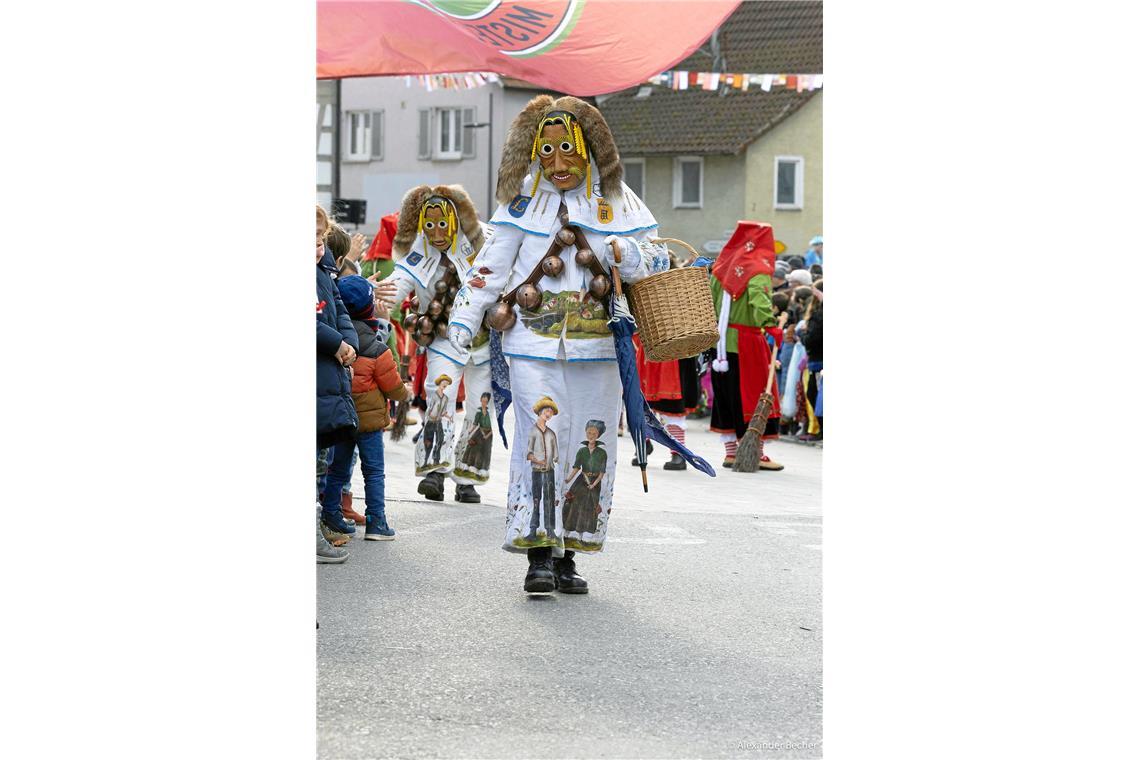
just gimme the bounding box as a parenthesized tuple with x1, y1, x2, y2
(650, 237, 701, 264)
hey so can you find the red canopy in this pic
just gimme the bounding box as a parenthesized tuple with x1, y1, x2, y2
(317, 0, 741, 96)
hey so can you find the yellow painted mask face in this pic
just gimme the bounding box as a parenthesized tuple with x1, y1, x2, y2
(533, 116, 588, 193)
(419, 202, 456, 252)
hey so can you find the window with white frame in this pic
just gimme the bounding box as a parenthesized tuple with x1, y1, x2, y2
(344, 110, 383, 162)
(371, 111, 384, 160)
(436, 107, 463, 159)
(623, 158, 645, 198)
(673, 156, 703, 208)
(417, 107, 474, 161)
(774, 155, 804, 210)
(344, 111, 371, 161)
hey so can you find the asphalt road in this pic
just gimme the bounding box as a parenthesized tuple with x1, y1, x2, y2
(318, 413, 822, 759)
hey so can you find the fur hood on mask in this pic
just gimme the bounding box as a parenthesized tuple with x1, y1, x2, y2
(392, 184, 484, 257)
(496, 95, 623, 207)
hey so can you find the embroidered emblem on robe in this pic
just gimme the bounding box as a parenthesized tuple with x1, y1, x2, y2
(597, 198, 613, 224)
(508, 195, 531, 218)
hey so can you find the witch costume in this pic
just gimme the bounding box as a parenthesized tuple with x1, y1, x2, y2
(446, 95, 670, 593)
(708, 221, 784, 470)
(382, 184, 497, 503)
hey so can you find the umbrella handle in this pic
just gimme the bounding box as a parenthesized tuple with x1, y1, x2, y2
(609, 239, 624, 299)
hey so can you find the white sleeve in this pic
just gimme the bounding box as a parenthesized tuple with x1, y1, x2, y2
(613, 228, 669, 283)
(383, 267, 417, 305)
(448, 218, 526, 336)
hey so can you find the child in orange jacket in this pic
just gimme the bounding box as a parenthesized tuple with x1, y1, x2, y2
(321, 275, 410, 540)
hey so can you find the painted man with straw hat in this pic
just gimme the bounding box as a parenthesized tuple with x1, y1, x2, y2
(421, 373, 453, 469)
(447, 94, 670, 594)
(526, 396, 559, 549)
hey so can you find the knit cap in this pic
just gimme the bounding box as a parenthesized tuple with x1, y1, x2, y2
(787, 269, 813, 287)
(337, 275, 374, 316)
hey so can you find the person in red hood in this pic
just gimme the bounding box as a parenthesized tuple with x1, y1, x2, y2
(708, 221, 784, 471)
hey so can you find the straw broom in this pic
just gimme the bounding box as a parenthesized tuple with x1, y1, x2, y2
(389, 398, 411, 442)
(389, 311, 416, 442)
(733, 312, 789, 473)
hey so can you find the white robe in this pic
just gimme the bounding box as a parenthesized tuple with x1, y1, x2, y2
(385, 222, 497, 484)
(448, 169, 669, 553)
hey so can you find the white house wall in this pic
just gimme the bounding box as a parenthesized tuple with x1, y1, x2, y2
(340, 77, 490, 224)
(335, 77, 546, 227)
(316, 79, 337, 212)
(635, 155, 747, 255)
(744, 91, 823, 257)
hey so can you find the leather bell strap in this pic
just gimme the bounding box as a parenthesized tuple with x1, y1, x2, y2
(499, 202, 610, 308)
(411, 257, 461, 346)
(569, 223, 609, 280)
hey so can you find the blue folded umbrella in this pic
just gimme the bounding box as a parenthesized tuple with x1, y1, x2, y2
(608, 290, 715, 491)
(488, 327, 512, 449)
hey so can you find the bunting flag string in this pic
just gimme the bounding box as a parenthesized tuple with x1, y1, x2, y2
(395, 68, 820, 94)
(650, 71, 823, 93)
(404, 72, 502, 91)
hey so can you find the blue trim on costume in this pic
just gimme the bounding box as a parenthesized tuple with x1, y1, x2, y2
(489, 220, 548, 236)
(447, 322, 472, 339)
(503, 351, 558, 362)
(572, 223, 658, 236)
(426, 345, 465, 366)
(394, 262, 427, 288)
(501, 351, 615, 363)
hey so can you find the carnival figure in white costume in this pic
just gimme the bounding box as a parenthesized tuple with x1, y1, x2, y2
(383, 184, 497, 504)
(447, 95, 670, 594)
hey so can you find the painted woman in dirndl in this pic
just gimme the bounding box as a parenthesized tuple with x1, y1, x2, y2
(562, 419, 607, 537)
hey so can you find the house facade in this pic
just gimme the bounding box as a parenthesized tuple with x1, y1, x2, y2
(320, 80, 822, 258)
(622, 153, 748, 256)
(599, 87, 822, 258)
(319, 76, 553, 229)
(744, 91, 823, 259)
(597, 0, 822, 257)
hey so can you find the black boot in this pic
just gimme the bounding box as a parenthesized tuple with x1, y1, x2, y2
(663, 453, 687, 471)
(630, 439, 654, 466)
(553, 550, 588, 594)
(524, 547, 555, 593)
(417, 472, 444, 501)
(455, 484, 481, 503)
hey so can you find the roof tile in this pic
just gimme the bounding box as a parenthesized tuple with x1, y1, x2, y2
(674, 1, 823, 74)
(599, 87, 817, 155)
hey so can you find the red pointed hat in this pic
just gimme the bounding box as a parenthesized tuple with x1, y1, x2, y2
(711, 221, 776, 299)
(364, 212, 400, 261)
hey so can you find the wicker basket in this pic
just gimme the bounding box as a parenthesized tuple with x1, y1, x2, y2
(627, 237, 719, 361)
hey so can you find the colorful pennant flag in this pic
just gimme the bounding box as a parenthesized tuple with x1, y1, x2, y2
(644, 70, 824, 94)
